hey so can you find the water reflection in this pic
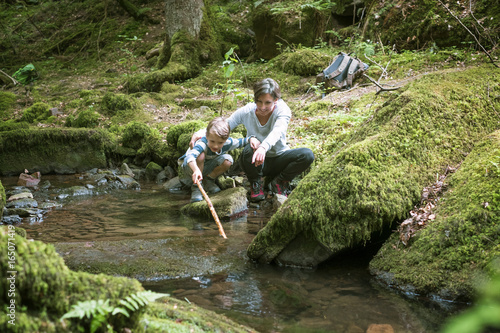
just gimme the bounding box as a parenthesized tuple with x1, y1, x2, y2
(1, 175, 455, 332)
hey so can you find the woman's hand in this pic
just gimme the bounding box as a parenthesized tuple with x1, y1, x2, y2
(249, 137, 261, 150)
(189, 133, 202, 148)
(251, 146, 266, 166)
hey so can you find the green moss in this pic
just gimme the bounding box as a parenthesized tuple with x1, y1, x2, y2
(0, 120, 30, 132)
(363, 1, 500, 50)
(101, 92, 140, 116)
(66, 108, 101, 128)
(121, 121, 153, 150)
(248, 66, 500, 267)
(369, 130, 500, 300)
(0, 227, 143, 332)
(20, 102, 52, 123)
(143, 299, 255, 333)
(128, 30, 205, 93)
(0, 91, 17, 118)
(145, 161, 162, 180)
(166, 120, 206, 152)
(271, 48, 333, 76)
(0, 128, 113, 176)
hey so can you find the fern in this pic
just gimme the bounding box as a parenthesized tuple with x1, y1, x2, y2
(61, 291, 169, 333)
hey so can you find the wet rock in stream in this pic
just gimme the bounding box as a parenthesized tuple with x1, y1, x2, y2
(55, 237, 246, 281)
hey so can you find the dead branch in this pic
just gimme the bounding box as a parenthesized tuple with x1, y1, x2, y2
(0, 69, 19, 86)
(438, 0, 499, 68)
(469, 0, 496, 48)
(362, 74, 401, 94)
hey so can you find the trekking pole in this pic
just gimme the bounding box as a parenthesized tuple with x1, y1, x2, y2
(195, 180, 227, 239)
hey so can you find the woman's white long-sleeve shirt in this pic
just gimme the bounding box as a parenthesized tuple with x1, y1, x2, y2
(227, 99, 291, 157)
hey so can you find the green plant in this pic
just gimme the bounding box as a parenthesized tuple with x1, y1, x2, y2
(306, 81, 325, 97)
(60, 291, 168, 333)
(218, 47, 243, 116)
(441, 262, 500, 333)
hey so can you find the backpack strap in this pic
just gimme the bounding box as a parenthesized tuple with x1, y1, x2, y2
(346, 59, 360, 87)
(325, 53, 351, 79)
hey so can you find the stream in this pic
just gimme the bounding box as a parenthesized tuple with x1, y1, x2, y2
(1, 174, 463, 333)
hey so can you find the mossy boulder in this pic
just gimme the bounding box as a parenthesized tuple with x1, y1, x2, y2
(247, 66, 500, 272)
(145, 161, 163, 181)
(101, 92, 149, 124)
(0, 227, 143, 332)
(65, 108, 101, 128)
(0, 128, 113, 176)
(271, 48, 333, 76)
(250, 4, 330, 60)
(20, 102, 52, 123)
(369, 130, 500, 301)
(363, 0, 500, 50)
(166, 119, 206, 156)
(181, 186, 248, 220)
(0, 120, 29, 133)
(121, 121, 153, 150)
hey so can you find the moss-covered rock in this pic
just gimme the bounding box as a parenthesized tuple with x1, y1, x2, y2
(369, 130, 500, 301)
(100, 92, 150, 124)
(250, 3, 331, 60)
(166, 119, 206, 156)
(145, 161, 162, 181)
(181, 186, 248, 220)
(20, 102, 52, 123)
(363, 0, 500, 51)
(0, 120, 29, 133)
(0, 128, 113, 176)
(0, 226, 143, 332)
(247, 66, 500, 269)
(66, 108, 101, 128)
(121, 121, 153, 150)
(271, 48, 333, 76)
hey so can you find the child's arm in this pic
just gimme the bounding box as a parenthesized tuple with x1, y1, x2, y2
(249, 136, 260, 150)
(188, 161, 203, 184)
(224, 136, 260, 152)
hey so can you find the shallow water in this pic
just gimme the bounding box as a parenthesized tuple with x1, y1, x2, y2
(2, 175, 460, 333)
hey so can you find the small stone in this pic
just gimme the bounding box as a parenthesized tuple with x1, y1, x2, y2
(366, 324, 394, 333)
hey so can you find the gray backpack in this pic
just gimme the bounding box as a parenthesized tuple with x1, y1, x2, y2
(316, 52, 368, 89)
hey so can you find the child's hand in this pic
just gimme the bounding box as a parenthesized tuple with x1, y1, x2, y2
(192, 169, 203, 184)
(249, 137, 261, 150)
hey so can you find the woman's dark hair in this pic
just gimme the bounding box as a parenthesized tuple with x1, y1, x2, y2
(253, 78, 281, 101)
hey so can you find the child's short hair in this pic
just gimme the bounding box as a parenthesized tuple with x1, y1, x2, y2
(206, 117, 230, 140)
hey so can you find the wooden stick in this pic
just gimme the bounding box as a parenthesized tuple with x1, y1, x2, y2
(196, 180, 227, 239)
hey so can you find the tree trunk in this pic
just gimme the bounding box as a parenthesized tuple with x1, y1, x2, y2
(159, 0, 204, 67)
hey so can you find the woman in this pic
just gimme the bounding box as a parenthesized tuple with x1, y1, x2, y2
(191, 78, 315, 202)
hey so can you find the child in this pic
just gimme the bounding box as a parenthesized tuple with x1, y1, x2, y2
(179, 117, 259, 203)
